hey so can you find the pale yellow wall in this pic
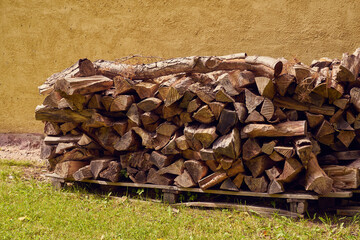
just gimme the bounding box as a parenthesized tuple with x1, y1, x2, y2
(1, 0, 360, 133)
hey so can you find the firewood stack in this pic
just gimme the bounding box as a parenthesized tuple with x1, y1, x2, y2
(36, 49, 360, 195)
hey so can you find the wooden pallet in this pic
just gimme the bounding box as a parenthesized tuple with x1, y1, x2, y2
(45, 173, 354, 217)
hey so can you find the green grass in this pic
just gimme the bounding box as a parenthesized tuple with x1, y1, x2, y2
(0, 159, 359, 240)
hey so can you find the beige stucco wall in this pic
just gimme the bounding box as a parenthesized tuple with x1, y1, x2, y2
(1, 0, 360, 133)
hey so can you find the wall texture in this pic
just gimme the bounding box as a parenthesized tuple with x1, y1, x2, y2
(1, 0, 360, 133)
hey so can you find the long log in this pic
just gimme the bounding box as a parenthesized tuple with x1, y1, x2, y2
(242, 121, 307, 138)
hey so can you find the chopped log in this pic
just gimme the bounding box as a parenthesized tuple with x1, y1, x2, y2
(147, 168, 173, 185)
(274, 146, 295, 158)
(255, 77, 275, 99)
(261, 140, 277, 155)
(329, 109, 344, 124)
(162, 103, 183, 119)
(59, 122, 78, 135)
(43, 91, 63, 108)
(55, 142, 76, 155)
(305, 112, 324, 128)
(245, 110, 265, 123)
(265, 166, 282, 181)
(182, 149, 201, 160)
(317, 133, 335, 146)
(137, 97, 162, 112)
(294, 138, 312, 168)
(99, 161, 121, 182)
(245, 55, 283, 76)
(149, 151, 172, 168)
(212, 128, 241, 159)
(220, 178, 239, 191)
(113, 75, 133, 95)
(226, 159, 245, 177)
(260, 98, 274, 121)
(274, 74, 294, 96)
(198, 170, 228, 190)
(44, 134, 82, 145)
(278, 158, 303, 183)
(83, 112, 112, 128)
(233, 173, 245, 188)
(184, 124, 203, 151)
(110, 95, 134, 112)
(179, 112, 193, 124)
(184, 160, 209, 182)
(187, 98, 202, 113)
(77, 134, 101, 149)
(156, 122, 178, 137)
(140, 112, 159, 127)
(157, 159, 185, 175)
(175, 135, 189, 151)
(164, 77, 193, 107)
(133, 82, 158, 99)
(316, 120, 335, 139)
(54, 75, 113, 95)
(101, 96, 114, 111)
(219, 158, 233, 170)
(347, 159, 360, 168)
(40, 143, 56, 160)
(208, 102, 225, 120)
(179, 91, 196, 108)
(242, 138, 261, 160)
(332, 150, 360, 160)
(322, 165, 360, 189)
(269, 151, 285, 162)
(273, 107, 287, 121)
(161, 134, 180, 155)
(129, 170, 147, 184)
(35, 105, 95, 123)
(244, 175, 269, 193)
(132, 127, 170, 150)
(192, 105, 215, 124)
(335, 116, 354, 131)
(233, 102, 247, 123)
(194, 125, 218, 148)
(215, 88, 235, 102)
(333, 98, 350, 110)
(285, 110, 298, 121)
(126, 104, 142, 127)
(217, 109, 238, 135)
(304, 153, 333, 194)
(73, 165, 93, 181)
(350, 88, 360, 112)
(242, 121, 307, 138)
(245, 155, 274, 178)
(54, 160, 90, 179)
(245, 89, 264, 113)
(268, 180, 285, 194)
(200, 149, 216, 161)
(113, 120, 128, 136)
(174, 170, 197, 187)
(337, 131, 356, 148)
(90, 127, 121, 153)
(114, 130, 140, 151)
(90, 158, 114, 179)
(44, 122, 61, 136)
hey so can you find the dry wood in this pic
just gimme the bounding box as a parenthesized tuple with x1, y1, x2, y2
(133, 127, 170, 150)
(220, 178, 239, 191)
(212, 128, 241, 159)
(55, 142, 76, 155)
(304, 153, 333, 194)
(255, 77, 276, 99)
(261, 140, 277, 155)
(332, 150, 360, 160)
(149, 151, 172, 168)
(260, 98, 274, 121)
(147, 168, 173, 185)
(274, 146, 295, 158)
(161, 134, 180, 155)
(192, 105, 215, 124)
(245, 89, 264, 113)
(274, 74, 294, 96)
(226, 159, 245, 177)
(113, 75, 133, 95)
(333, 98, 350, 110)
(265, 166, 282, 181)
(156, 122, 178, 137)
(112, 120, 128, 136)
(162, 103, 183, 119)
(165, 77, 193, 106)
(175, 135, 189, 151)
(245, 110, 265, 123)
(199, 149, 216, 161)
(245, 155, 274, 178)
(294, 138, 312, 168)
(233, 102, 247, 123)
(40, 143, 56, 160)
(44, 122, 61, 136)
(219, 158, 233, 170)
(90, 158, 114, 179)
(244, 175, 269, 193)
(268, 180, 285, 194)
(187, 98, 202, 113)
(305, 112, 324, 128)
(54, 160, 89, 179)
(215, 88, 235, 102)
(110, 95, 134, 112)
(285, 110, 298, 121)
(217, 109, 238, 135)
(114, 130, 140, 151)
(157, 159, 185, 175)
(137, 97, 162, 112)
(35, 105, 95, 123)
(179, 91, 196, 108)
(208, 102, 225, 120)
(184, 160, 209, 183)
(233, 173, 245, 188)
(242, 121, 307, 138)
(54, 75, 113, 95)
(269, 151, 285, 162)
(182, 149, 201, 160)
(322, 165, 360, 189)
(174, 170, 197, 187)
(316, 120, 335, 139)
(133, 82, 158, 99)
(43, 91, 63, 108)
(193, 125, 218, 148)
(99, 161, 122, 182)
(242, 138, 261, 160)
(278, 158, 303, 183)
(44, 134, 82, 145)
(337, 131, 356, 148)
(73, 165, 93, 181)
(198, 170, 228, 190)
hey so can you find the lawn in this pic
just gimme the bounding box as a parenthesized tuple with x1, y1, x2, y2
(0, 158, 359, 240)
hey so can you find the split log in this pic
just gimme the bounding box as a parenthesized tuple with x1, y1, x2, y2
(54, 160, 89, 179)
(113, 120, 128, 136)
(44, 134, 82, 145)
(233, 102, 247, 123)
(133, 127, 170, 150)
(199, 149, 216, 161)
(90, 158, 114, 179)
(156, 122, 178, 137)
(220, 178, 239, 191)
(215, 88, 235, 102)
(194, 125, 218, 148)
(157, 159, 185, 175)
(285, 110, 298, 121)
(322, 165, 360, 189)
(305, 112, 324, 128)
(187, 98, 202, 113)
(274, 74, 294, 96)
(182, 149, 201, 160)
(255, 77, 275, 99)
(212, 128, 241, 159)
(165, 77, 193, 106)
(40, 143, 56, 160)
(129, 171, 147, 184)
(268, 180, 285, 194)
(192, 105, 215, 124)
(226, 159, 245, 177)
(113, 75, 133, 95)
(110, 95, 134, 112)
(137, 97, 162, 112)
(245, 89, 264, 113)
(242, 121, 307, 138)
(114, 130, 140, 151)
(162, 103, 183, 119)
(260, 98, 274, 121)
(179, 91, 196, 108)
(244, 175, 269, 193)
(175, 135, 189, 151)
(304, 153, 333, 194)
(245, 110, 265, 123)
(332, 150, 360, 160)
(208, 102, 225, 120)
(184, 160, 208, 182)
(147, 168, 173, 185)
(198, 170, 228, 190)
(161, 134, 180, 155)
(337, 131, 356, 148)
(149, 151, 172, 168)
(35, 105, 95, 123)
(140, 112, 160, 129)
(44, 122, 61, 135)
(54, 75, 113, 95)
(242, 138, 261, 160)
(316, 120, 335, 139)
(333, 98, 350, 110)
(99, 161, 121, 182)
(265, 166, 282, 181)
(269, 151, 285, 162)
(233, 173, 245, 188)
(219, 158, 233, 170)
(174, 170, 197, 187)
(245, 155, 274, 178)
(184, 124, 203, 151)
(73, 165, 93, 181)
(261, 140, 277, 155)
(133, 82, 158, 99)
(55, 142, 76, 155)
(274, 146, 295, 158)
(278, 158, 303, 183)
(217, 109, 238, 135)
